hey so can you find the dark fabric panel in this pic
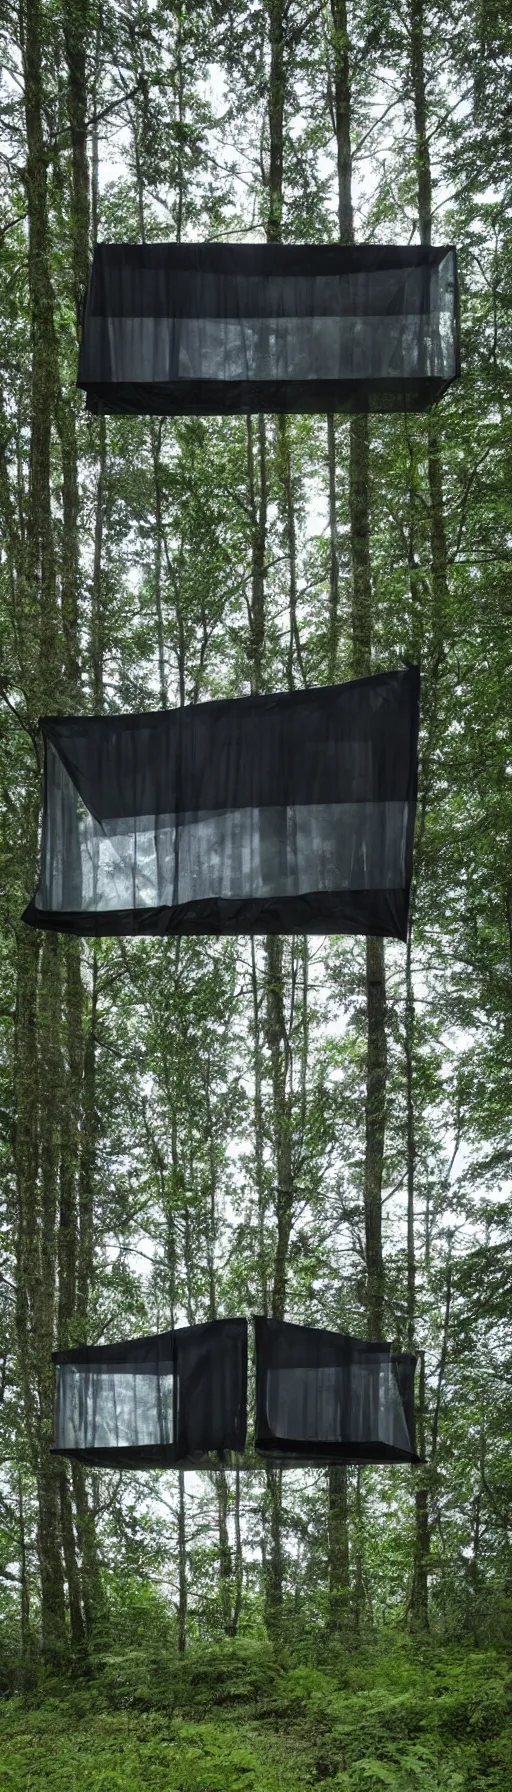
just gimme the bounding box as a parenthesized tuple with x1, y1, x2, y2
(254, 1317, 419, 1464)
(24, 889, 411, 941)
(40, 672, 419, 816)
(54, 1333, 174, 1369)
(78, 243, 458, 417)
(24, 671, 419, 940)
(392, 1353, 418, 1456)
(87, 241, 455, 317)
(175, 1319, 248, 1458)
(84, 376, 454, 418)
(52, 1319, 247, 1468)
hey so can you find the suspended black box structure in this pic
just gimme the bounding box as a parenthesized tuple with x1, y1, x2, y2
(52, 1319, 247, 1468)
(23, 668, 419, 941)
(254, 1317, 419, 1465)
(77, 242, 459, 417)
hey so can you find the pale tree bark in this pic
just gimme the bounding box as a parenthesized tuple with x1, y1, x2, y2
(325, 0, 388, 1635)
(351, 1466, 367, 1633)
(267, 938, 294, 1323)
(330, 0, 388, 1350)
(407, 0, 451, 1633)
(36, 934, 67, 1662)
(151, 419, 168, 708)
(410, 1352, 429, 1629)
(328, 1465, 350, 1631)
(327, 413, 341, 681)
(18, 1473, 34, 1691)
(203, 1054, 243, 1638)
(216, 1471, 234, 1635)
(277, 418, 305, 690)
(251, 941, 269, 1312)
(231, 1470, 244, 1637)
(177, 1469, 187, 1653)
(62, 0, 90, 326)
(56, 0, 90, 696)
(349, 393, 386, 1346)
(15, 0, 70, 1666)
(266, 0, 285, 245)
(57, 941, 86, 1650)
(260, 0, 292, 1641)
(246, 415, 267, 694)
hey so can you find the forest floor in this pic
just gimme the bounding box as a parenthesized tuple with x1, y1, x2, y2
(0, 1636, 510, 1791)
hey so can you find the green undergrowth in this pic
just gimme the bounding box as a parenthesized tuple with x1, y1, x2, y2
(0, 1639, 511, 1790)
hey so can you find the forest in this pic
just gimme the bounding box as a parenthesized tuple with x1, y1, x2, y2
(0, 0, 511, 1786)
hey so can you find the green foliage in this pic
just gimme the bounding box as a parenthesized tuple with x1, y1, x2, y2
(0, 1699, 310, 1792)
(1, 1643, 511, 1790)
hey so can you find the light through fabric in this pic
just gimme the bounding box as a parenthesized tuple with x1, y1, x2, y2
(254, 1317, 419, 1464)
(52, 1319, 248, 1468)
(265, 1362, 411, 1453)
(56, 1363, 175, 1451)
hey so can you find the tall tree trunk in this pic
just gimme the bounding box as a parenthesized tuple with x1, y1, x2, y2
(91, 420, 107, 709)
(22, 0, 61, 712)
(151, 420, 168, 708)
(18, 1473, 35, 1691)
(266, 0, 285, 243)
(352, 1467, 366, 1632)
(267, 937, 294, 1322)
(325, 0, 388, 1632)
(216, 1469, 234, 1634)
(37, 935, 68, 1662)
(62, 0, 90, 327)
(405, 935, 416, 1350)
(76, 954, 98, 1333)
(327, 413, 340, 681)
(410, 1352, 429, 1630)
(410, 0, 432, 247)
(363, 938, 386, 1341)
(56, 0, 89, 697)
(17, 0, 70, 1663)
(408, 0, 450, 1632)
(57, 940, 86, 1647)
(59, 1469, 85, 1651)
(264, 935, 294, 1639)
(246, 415, 267, 692)
(72, 1464, 105, 1637)
(251, 941, 269, 1312)
(177, 1469, 187, 1653)
(90, 22, 106, 707)
(329, 0, 353, 243)
(325, 10, 355, 1568)
(263, 1463, 284, 1640)
(331, 0, 388, 1347)
(277, 417, 304, 689)
(231, 1469, 243, 1638)
(350, 410, 386, 1342)
(260, 1, 291, 1640)
(328, 1466, 349, 1631)
(73, 952, 103, 1638)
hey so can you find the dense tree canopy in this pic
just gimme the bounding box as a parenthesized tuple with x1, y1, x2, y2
(0, 0, 511, 1786)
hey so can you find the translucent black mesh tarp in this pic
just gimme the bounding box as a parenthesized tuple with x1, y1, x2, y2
(254, 1317, 419, 1464)
(78, 243, 459, 416)
(23, 668, 419, 940)
(52, 1319, 247, 1468)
